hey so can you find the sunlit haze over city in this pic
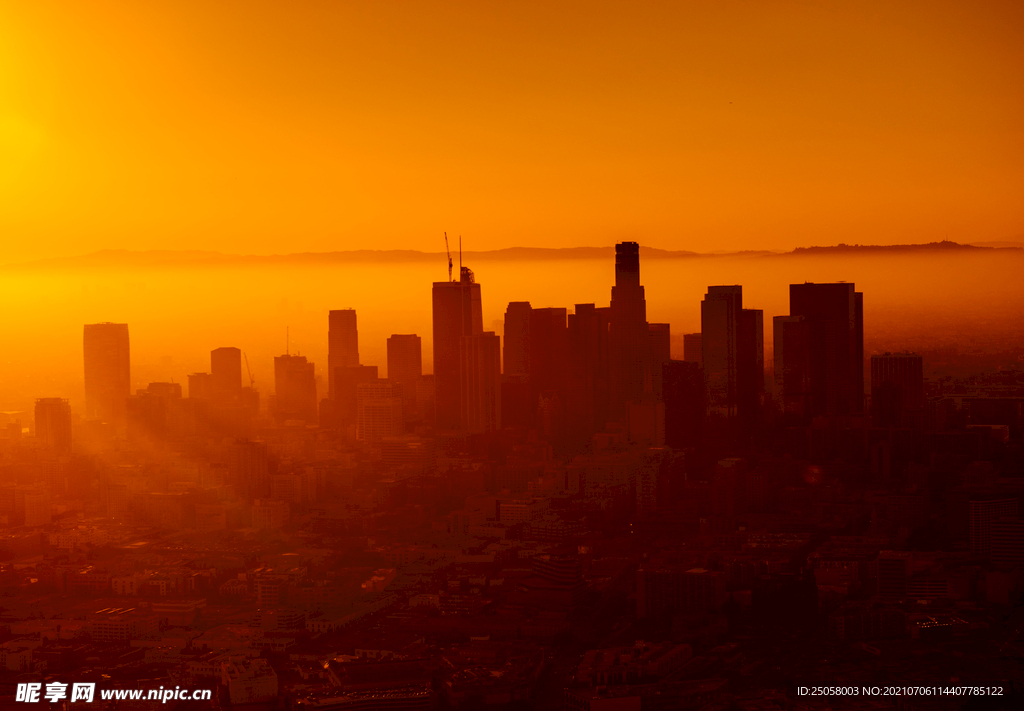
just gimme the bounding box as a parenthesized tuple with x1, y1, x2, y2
(0, 2, 1022, 709)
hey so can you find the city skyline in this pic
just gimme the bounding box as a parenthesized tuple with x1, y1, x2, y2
(37, 245, 875, 452)
(0, 4, 1022, 705)
(2, 240, 1020, 709)
(3, 240, 1023, 416)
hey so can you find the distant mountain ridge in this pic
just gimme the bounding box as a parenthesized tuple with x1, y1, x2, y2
(3, 240, 1018, 270)
(787, 240, 1018, 255)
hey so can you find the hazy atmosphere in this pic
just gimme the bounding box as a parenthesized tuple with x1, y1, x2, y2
(1, 2, 1022, 708)
(3, 245, 1022, 414)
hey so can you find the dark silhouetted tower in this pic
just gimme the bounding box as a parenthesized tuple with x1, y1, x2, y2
(502, 301, 534, 429)
(35, 398, 72, 455)
(211, 347, 243, 396)
(663, 360, 705, 449)
(432, 266, 482, 431)
(189, 372, 214, 400)
(127, 382, 183, 444)
(648, 323, 671, 400)
(333, 365, 379, 429)
(274, 354, 317, 424)
(83, 322, 130, 426)
(356, 381, 403, 442)
(788, 282, 864, 418)
(871, 352, 923, 429)
(328, 309, 359, 400)
(683, 333, 703, 367)
(530, 308, 569, 397)
(737, 309, 763, 433)
(567, 303, 611, 441)
(387, 334, 422, 420)
(461, 332, 502, 434)
(702, 287, 762, 438)
(609, 242, 648, 419)
(232, 439, 269, 501)
(701, 287, 741, 420)
(773, 316, 811, 422)
(529, 307, 569, 443)
(503, 302, 532, 376)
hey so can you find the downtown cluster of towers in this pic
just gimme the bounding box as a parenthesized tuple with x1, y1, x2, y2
(420, 242, 872, 453)
(62, 241, 921, 453)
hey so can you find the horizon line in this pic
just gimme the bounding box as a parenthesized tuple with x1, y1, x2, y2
(3, 239, 1023, 270)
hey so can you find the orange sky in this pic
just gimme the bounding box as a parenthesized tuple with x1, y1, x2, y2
(1, 0, 1022, 261)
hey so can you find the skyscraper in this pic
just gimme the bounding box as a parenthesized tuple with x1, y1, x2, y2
(870, 352, 924, 429)
(211, 347, 243, 396)
(432, 266, 482, 431)
(83, 322, 130, 426)
(529, 308, 569, 397)
(188, 372, 214, 400)
(702, 287, 763, 436)
(273, 354, 317, 424)
(501, 301, 535, 430)
(701, 286, 741, 419)
(127, 382, 184, 444)
(737, 308, 763, 432)
(231, 439, 269, 501)
(356, 381, 404, 442)
(328, 309, 359, 400)
(333, 364, 379, 429)
(461, 332, 502, 434)
(663, 360, 705, 449)
(773, 316, 811, 422)
(648, 323, 671, 400)
(35, 398, 72, 455)
(788, 282, 865, 418)
(566, 303, 611, 440)
(387, 334, 422, 420)
(503, 302, 532, 376)
(609, 242, 648, 419)
(683, 333, 703, 367)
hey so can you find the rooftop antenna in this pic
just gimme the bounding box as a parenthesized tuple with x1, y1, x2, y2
(286, 326, 289, 355)
(459, 235, 463, 274)
(244, 352, 255, 388)
(444, 232, 453, 282)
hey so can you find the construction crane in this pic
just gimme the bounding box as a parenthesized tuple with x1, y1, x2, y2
(243, 352, 256, 388)
(444, 232, 453, 282)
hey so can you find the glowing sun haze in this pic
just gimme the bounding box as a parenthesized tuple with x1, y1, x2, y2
(1, 0, 1022, 261)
